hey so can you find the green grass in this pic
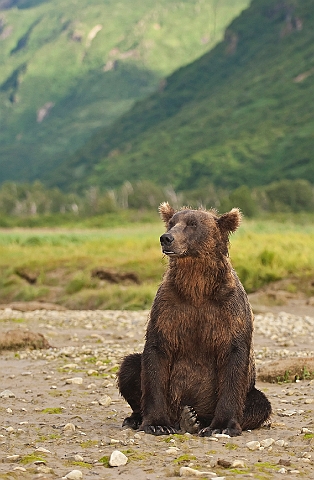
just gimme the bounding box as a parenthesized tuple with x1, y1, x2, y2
(0, 218, 313, 309)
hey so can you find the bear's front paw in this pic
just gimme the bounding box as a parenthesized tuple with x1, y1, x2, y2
(122, 412, 142, 430)
(140, 424, 177, 435)
(199, 420, 242, 437)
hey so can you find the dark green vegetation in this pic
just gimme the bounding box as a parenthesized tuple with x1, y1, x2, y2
(56, 0, 314, 193)
(0, 178, 313, 226)
(0, 0, 248, 184)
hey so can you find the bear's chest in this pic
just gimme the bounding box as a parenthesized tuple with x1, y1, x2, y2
(153, 301, 232, 356)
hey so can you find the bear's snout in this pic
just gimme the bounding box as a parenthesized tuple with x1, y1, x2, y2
(160, 233, 174, 247)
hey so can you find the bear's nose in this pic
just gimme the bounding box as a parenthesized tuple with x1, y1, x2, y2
(160, 233, 174, 247)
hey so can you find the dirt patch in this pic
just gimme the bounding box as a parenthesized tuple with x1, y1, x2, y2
(0, 303, 313, 479)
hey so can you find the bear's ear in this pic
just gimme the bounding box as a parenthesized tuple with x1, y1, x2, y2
(217, 208, 242, 233)
(159, 202, 175, 224)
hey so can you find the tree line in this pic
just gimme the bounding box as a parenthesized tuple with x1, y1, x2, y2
(0, 178, 313, 218)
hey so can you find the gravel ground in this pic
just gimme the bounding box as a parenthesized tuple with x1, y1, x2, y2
(0, 306, 314, 480)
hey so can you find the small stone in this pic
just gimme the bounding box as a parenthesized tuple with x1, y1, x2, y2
(109, 450, 128, 467)
(36, 465, 54, 474)
(74, 454, 84, 462)
(179, 466, 218, 477)
(166, 447, 180, 454)
(214, 433, 230, 438)
(275, 440, 285, 447)
(65, 377, 83, 385)
(63, 470, 83, 480)
(218, 459, 232, 468)
(98, 395, 112, 407)
(6, 455, 20, 461)
(134, 433, 142, 439)
(304, 399, 314, 404)
(278, 410, 297, 417)
(6, 408, 13, 414)
(278, 467, 287, 474)
(278, 459, 291, 466)
(87, 369, 98, 376)
(0, 389, 15, 398)
(37, 447, 51, 453)
(231, 460, 245, 468)
(301, 428, 313, 434)
(289, 470, 300, 474)
(260, 438, 275, 448)
(64, 423, 76, 432)
(21, 371, 32, 376)
(13, 467, 26, 472)
(6, 426, 14, 433)
(246, 440, 261, 451)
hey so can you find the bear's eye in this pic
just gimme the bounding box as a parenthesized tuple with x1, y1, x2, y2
(186, 221, 197, 228)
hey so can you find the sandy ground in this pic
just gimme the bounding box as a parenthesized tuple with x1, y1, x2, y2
(0, 299, 314, 480)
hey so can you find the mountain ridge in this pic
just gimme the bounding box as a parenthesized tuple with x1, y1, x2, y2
(52, 0, 314, 192)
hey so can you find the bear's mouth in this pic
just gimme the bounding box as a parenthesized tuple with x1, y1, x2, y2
(162, 248, 176, 256)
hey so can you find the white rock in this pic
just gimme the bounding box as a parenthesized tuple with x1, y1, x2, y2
(64, 423, 76, 432)
(98, 395, 112, 407)
(6, 426, 14, 433)
(65, 377, 83, 385)
(109, 450, 128, 467)
(179, 466, 218, 477)
(6, 408, 13, 414)
(74, 454, 84, 462)
(213, 433, 230, 438)
(36, 447, 51, 453)
(246, 440, 261, 451)
(13, 467, 26, 472)
(166, 447, 180, 454)
(260, 438, 275, 447)
(301, 428, 313, 434)
(0, 389, 15, 398)
(63, 470, 83, 480)
(6, 455, 20, 461)
(278, 467, 287, 474)
(231, 459, 245, 468)
(275, 439, 285, 447)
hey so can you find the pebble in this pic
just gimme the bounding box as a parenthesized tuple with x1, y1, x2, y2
(63, 470, 83, 480)
(260, 438, 275, 447)
(98, 395, 112, 407)
(179, 466, 219, 478)
(6, 408, 13, 414)
(6, 455, 20, 461)
(0, 389, 15, 398)
(246, 440, 261, 451)
(65, 377, 83, 385)
(166, 447, 180, 454)
(231, 460, 246, 468)
(13, 467, 26, 472)
(109, 450, 128, 467)
(37, 447, 52, 453)
(64, 423, 76, 432)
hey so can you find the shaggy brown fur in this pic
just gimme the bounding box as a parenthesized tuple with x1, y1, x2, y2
(118, 203, 271, 436)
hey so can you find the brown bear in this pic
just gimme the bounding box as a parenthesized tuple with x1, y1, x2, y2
(118, 203, 271, 436)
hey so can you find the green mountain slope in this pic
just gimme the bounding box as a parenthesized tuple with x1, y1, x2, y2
(56, 0, 314, 192)
(0, 0, 249, 183)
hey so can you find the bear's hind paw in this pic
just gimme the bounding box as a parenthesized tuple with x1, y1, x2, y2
(180, 405, 200, 434)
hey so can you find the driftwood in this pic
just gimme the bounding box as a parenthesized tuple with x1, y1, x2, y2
(91, 268, 140, 284)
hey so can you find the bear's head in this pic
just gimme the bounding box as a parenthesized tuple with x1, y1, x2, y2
(159, 202, 241, 258)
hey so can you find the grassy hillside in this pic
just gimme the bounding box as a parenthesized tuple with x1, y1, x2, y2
(0, 0, 248, 183)
(55, 0, 314, 192)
